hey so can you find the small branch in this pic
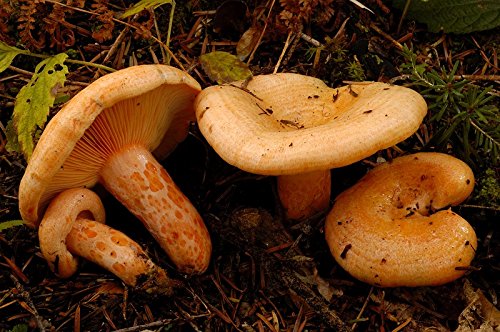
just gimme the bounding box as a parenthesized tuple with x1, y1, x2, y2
(16, 49, 116, 72)
(454, 74, 500, 81)
(247, 0, 276, 65)
(469, 119, 500, 148)
(274, 31, 293, 74)
(112, 319, 175, 332)
(10, 274, 49, 331)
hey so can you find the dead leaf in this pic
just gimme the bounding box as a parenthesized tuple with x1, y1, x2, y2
(236, 26, 261, 60)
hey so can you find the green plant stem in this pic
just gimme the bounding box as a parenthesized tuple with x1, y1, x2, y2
(165, 0, 175, 65)
(469, 119, 500, 148)
(17, 50, 116, 72)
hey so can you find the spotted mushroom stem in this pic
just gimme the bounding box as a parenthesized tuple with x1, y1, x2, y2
(66, 219, 176, 294)
(277, 170, 331, 220)
(39, 188, 106, 278)
(99, 144, 212, 274)
(39, 188, 175, 294)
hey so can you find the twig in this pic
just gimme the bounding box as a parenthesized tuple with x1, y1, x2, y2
(469, 119, 500, 148)
(102, 27, 129, 64)
(454, 74, 500, 81)
(459, 204, 500, 212)
(274, 31, 293, 74)
(351, 286, 373, 330)
(247, 0, 276, 65)
(370, 23, 403, 51)
(12, 50, 116, 72)
(300, 33, 322, 47)
(112, 319, 175, 332)
(397, 0, 411, 35)
(392, 317, 412, 332)
(10, 274, 48, 331)
(43, 0, 186, 71)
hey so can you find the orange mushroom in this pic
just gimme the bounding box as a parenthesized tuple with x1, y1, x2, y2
(19, 65, 211, 274)
(39, 188, 175, 294)
(194, 74, 427, 219)
(325, 152, 477, 287)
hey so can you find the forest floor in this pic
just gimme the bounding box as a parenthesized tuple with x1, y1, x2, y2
(0, 0, 499, 331)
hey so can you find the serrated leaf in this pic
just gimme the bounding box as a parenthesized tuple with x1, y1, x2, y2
(0, 220, 24, 232)
(12, 53, 69, 161)
(200, 51, 253, 84)
(0, 41, 24, 74)
(121, 0, 173, 18)
(392, 0, 500, 33)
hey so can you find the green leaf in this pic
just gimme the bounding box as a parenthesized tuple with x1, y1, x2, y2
(392, 0, 500, 33)
(0, 41, 24, 74)
(0, 220, 24, 232)
(5, 119, 21, 154)
(12, 53, 69, 161)
(9, 324, 28, 332)
(200, 51, 253, 84)
(121, 0, 173, 18)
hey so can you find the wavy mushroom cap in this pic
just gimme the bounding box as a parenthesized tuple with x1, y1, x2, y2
(325, 152, 477, 287)
(19, 65, 201, 227)
(194, 73, 427, 175)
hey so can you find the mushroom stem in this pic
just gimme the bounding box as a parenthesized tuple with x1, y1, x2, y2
(39, 188, 176, 294)
(66, 219, 176, 294)
(99, 144, 211, 274)
(277, 170, 331, 220)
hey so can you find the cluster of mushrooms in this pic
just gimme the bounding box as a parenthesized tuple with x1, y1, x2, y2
(19, 64, 477, 292)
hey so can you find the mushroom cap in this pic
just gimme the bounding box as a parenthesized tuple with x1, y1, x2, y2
(19, 65, 201, 227)
(325, 152, 476, 287)
(194, 73, 427, 175)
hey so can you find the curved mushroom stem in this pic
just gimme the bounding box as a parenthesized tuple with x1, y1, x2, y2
(39, 188, 105, 278)
(66, 219, 176, 294)
(39, 188, 176, 294)
(100, 144, 212, 274)
(277, 170, 331, 220)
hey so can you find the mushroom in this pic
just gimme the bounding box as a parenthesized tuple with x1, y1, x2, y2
(39, 188, 175, 294)
(194, 74, 427, 219)
(324, 152, 477, 287)
(19, 65, 211, 274)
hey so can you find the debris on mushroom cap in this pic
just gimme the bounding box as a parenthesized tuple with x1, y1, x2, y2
(39, 188, 176, 294)
(194, 74, 427, 175)
(324, 152, 477, 287)
(19, 64, 212, 275)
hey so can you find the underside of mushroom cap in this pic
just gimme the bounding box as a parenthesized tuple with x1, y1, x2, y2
(19, 65, 201, 227)
(195, 73, 427, 175)
(325, 152, 477, 287)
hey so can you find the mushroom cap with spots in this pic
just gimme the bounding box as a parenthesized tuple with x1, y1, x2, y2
(325, 152, 477, 287)
(194, 74, 428, 176)
(19, 64, 201, 227)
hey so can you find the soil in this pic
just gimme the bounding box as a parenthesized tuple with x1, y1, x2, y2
(0, 0, 499, 331)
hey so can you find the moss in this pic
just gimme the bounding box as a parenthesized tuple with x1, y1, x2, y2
(475, 168, 500, 208)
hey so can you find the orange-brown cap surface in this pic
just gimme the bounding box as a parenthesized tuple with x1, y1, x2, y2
(19, 65, 201, 227)
(325, 152, 476, 287)
(194, 74, 427, 175)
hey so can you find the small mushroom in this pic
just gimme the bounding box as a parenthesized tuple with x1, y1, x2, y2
(39, 188, 175, 294)
(324, 152, 477, 287)
(19, 65, 211, 274)
(194, 74, 427, 219)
